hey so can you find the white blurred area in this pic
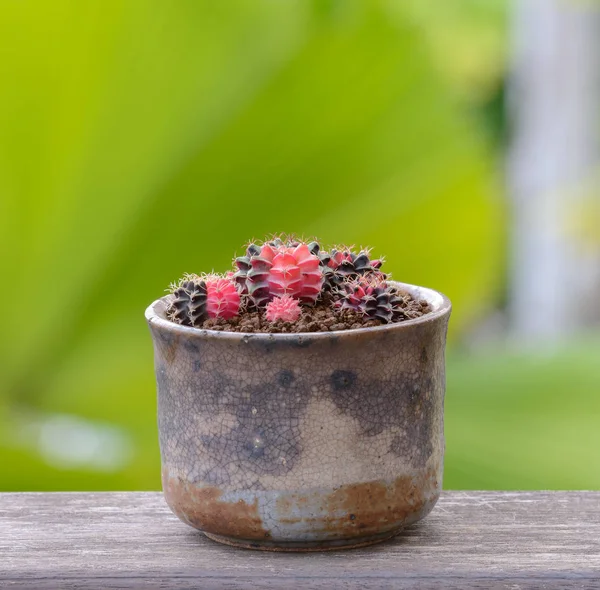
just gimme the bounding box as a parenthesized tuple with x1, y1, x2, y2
(508, 0, 600, 341)
(15, 412, 133, 473)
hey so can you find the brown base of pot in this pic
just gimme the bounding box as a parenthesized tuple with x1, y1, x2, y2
(203, 529, 402, 551)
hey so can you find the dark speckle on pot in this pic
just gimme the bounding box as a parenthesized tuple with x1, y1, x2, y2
(158, 330, 175, 345)
(331, 370, 356, 390)
(155, 364, 169, 392)
(278, 370, 295, 387)
(183, 339, 199, 353)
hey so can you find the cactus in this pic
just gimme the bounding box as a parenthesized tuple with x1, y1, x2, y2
(265, 295, 302, 323)
(318, 247, 384, 290)
(205, 275, 241, 320)
(267, 242, 323, 302)
(234, 240, 323, 307)
(167, 274, 240, 326)
(166, 237, 424, 331)
(233, 243, 261, 294)
(336, 277, 401, 323)
(167, 275, 207, 327)
(266, 236, 300, 249)
(308, 240, 331, 268)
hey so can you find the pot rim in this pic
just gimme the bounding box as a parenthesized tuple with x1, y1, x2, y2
(145, 281, 451, 341)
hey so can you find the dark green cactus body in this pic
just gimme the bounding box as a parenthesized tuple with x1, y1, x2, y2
(167, 279, 207, 327)
(233, 243, 260, 294)
(361, 286, 402, 323)
(322, 249, 385, 291)
(246, 257, 272, 308)
(337, 280, 401, 324)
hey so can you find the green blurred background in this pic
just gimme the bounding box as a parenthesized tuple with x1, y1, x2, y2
(1, 0, 599, 491)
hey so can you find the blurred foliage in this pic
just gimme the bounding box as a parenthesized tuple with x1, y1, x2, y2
(398, 0, 508, 101)
(9, 0, 588, 493)
(445, 338, 600, 490)
(398, 0, 509, 148)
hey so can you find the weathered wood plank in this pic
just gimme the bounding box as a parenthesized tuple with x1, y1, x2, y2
(1, 492, 599, 589)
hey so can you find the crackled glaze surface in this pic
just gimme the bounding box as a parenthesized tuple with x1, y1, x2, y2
(146, 282, 451, 550)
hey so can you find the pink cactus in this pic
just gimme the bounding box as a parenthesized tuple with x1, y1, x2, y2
(241, 242, 323, 307)
(265, 295, 302, 323)
(205, 276, 241, 319)
(264, 243, 322, 302)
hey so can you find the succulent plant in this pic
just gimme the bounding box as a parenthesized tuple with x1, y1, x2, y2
(266, 242, 323, 301)
(167, 274, 240, 326)
(265, 295, 302, 323)
(166, 236, 426, 332)
(317, 247, 384, 290)
(307, 240, 331, 267)
(234, 240, 323, 307)
(232, 243, 261, 295)
(336, 277, 401, 323)
(167, 275, 208, 327)
(266, 236, 300, 248)
(205, 275, 241, 320)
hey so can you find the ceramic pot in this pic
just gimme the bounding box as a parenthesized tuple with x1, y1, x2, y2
(146, 282, 451, 551)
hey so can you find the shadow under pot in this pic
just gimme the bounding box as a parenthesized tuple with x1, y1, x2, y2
(146, 281, 451, 551)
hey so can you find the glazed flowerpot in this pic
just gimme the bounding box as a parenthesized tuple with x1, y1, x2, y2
(146, 281, 451, 551)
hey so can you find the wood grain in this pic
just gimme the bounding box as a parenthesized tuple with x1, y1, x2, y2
(1, 492, 599, 589)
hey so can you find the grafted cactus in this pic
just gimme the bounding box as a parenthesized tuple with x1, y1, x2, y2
(232, 243, 261, 294)
(336, 277, 401, 323)
(205, 275, 241, 320)
(166, 236, 408, 331)
(167, 274, 240, 326)
(167, 275, 208, 327)
(317, 247, 384, 290)
(234, 241, 323, 307)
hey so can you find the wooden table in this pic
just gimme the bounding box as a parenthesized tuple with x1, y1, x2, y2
(1, 492, 599, 589)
